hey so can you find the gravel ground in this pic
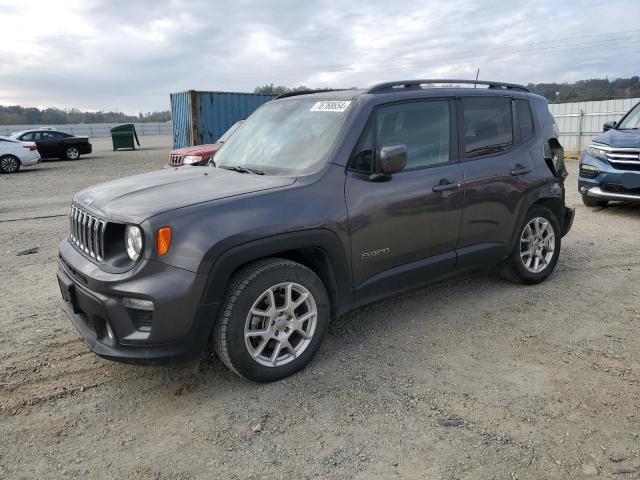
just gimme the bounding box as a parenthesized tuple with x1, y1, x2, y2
(1, 136, 639, 479)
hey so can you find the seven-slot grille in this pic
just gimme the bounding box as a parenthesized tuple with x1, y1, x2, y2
(169, 154, 183, 166)
(69, 205, 107, 261)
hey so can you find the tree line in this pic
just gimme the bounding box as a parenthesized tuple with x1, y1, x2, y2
(255, 76, 640, 104)
(0, 106, 171, 126)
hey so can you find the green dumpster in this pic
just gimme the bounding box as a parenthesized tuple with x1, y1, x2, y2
(110, 124, 141, 151)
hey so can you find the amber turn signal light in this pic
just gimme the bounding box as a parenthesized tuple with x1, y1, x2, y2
(157, 227, 172, 256)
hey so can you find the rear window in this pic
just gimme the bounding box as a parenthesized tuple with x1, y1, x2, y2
(516, 99, 534, 140)
(463, 97, 513, 158)
(20, 132, 36, 141)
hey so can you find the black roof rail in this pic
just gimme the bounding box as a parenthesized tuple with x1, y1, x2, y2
(366, 79, 530, 94)
(274, 89, 346, 100)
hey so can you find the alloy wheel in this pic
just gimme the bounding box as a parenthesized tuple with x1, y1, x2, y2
(520, 216, 555, 273)
(1, 156, 19, 173)
(244, 282, 317, 367)
(67, 147, 79, 160)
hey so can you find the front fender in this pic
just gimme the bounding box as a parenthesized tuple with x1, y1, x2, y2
(198, 228, 354, 313)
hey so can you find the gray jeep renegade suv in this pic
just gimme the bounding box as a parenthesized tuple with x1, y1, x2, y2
(58, 79, 574, 382)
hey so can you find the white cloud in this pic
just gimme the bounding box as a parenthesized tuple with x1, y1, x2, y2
(0, 0, 638, 113)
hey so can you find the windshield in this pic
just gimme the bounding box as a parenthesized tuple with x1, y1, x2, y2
(217, 120, 243, 143)
(618, 103, 640, 130)
(214, 98, 353, 175)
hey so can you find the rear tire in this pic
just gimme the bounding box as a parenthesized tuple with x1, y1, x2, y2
(581, 194, 607, 208)
(64, 146, 80, 160)
(0, 155, 20, 173)
(213, 258, 330, 382)
(499, 205, 561, 285)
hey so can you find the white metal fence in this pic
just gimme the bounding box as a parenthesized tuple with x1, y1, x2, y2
(0, 122, 172, 138)
(549, 97, 639, 154)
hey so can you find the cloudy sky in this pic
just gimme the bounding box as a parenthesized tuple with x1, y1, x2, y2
(1, 0, 639, 114)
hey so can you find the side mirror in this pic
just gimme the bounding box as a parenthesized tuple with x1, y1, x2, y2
(603, 121, 616, 132)
(375, 144, 407, 178)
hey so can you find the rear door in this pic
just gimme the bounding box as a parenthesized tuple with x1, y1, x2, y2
(345, 98, 464, 300)
(456, 95, 536, 268)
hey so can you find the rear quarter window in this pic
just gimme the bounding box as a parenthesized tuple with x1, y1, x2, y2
(515, 99, 535, 141)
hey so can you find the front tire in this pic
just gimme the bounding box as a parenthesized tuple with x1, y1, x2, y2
(0, 155, 20, 173)
(499, 206, 561, 285)
(581, 194, 607, 208)
(213, 258, 330, 382)
(64, 146, 80, 160)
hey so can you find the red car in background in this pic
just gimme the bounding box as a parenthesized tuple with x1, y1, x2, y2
(166, 120, 243, 167)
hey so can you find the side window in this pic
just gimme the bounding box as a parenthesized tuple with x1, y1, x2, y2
(349, 123, 374, 173)
(376, 100, 450, 169)
(515, 99, 534, 141)
(463, 97, 513, 158)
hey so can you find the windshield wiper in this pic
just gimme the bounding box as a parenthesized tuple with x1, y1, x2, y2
(219, 165, 264, 175)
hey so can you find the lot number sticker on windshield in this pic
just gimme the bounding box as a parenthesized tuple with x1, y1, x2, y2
(310, 101, 351, 112)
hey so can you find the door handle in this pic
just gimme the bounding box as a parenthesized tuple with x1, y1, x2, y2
(510, 164, 531, 176)
(432, 180, 462, 193)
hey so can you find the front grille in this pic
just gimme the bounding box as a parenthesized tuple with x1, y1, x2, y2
(169, 154, 183, 166)
(606, 148, 640, 171)
(69, 205, 107, 261)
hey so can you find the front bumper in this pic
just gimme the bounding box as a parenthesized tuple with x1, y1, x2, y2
(582, 186, 640, 202)
(57, 239, 218, 364)
(562, 206, 575, 236)
(578, 153, 640, 203)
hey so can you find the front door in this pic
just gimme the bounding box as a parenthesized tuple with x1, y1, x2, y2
(345, 99, 463, 302)
(35, 131, 64, 158)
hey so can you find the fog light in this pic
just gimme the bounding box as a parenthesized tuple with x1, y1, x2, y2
(123, 298, 154, 332)
(579, 163, 600, 179)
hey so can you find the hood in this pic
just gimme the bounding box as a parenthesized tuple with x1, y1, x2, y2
(592, 129, 640, 148)
(170, 143, 222, 156)
(74, 167, 295, 223)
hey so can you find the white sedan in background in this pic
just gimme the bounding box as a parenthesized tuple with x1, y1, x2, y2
(0, 135, 41, 173)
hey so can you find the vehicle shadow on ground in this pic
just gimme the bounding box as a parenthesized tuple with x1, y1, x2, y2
(596, 202, 640, 218)
(125, 267, 519, 394)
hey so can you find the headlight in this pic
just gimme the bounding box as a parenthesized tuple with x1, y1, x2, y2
(183, 155, 202, 165)
(124, 225, 143, 261)
(587, 144, 608, 161)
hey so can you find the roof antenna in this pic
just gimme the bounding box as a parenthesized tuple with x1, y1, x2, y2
(474, 68, 480, 88)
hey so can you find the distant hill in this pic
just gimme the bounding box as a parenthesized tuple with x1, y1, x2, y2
(528, 76, 640, 103)
(0, 106, 171, 126)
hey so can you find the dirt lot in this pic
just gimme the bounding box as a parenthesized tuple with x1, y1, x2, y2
(1, 136, 639, 479)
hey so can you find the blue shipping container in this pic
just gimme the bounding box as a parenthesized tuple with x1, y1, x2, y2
(170, 91, 276, 148)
